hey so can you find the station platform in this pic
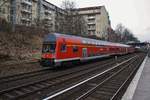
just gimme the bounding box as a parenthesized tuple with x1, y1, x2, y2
(122, 55, 150, 100)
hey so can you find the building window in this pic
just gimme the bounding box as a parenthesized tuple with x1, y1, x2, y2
(2, 8, 5, 14)
(7, 15, 10, 21)
(0, 8, 1, 13)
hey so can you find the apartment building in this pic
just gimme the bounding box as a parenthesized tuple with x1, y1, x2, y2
(0, 0, 43, 26)
(38, 0, 65, 32)
(0, 0, 10, 22)
(32, 0, 38, 25)
(8, 0, 35, 26)
(77, 6, 111, 38)
(0, 0, 111, 39)
(0, 0, 65, 32)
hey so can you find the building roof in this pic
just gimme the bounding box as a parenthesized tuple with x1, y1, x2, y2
(77, 6, 104, 11)
(43, 0, 66, 13)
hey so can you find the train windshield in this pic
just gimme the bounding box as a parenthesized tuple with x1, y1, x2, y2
(42, 43, 56, 53)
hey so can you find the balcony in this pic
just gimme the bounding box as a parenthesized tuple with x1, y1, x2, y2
(45, 10, 52, 14)
(87, 22, 95, 25)
(21, 0, 32, 6)
(21, 8, 32, 14)
(44, 16, 52, 21)
(33, 0, 38, 2)
(45, 23, 53, 27)
(88, 16, 95, 19)
(88, 28, 96, 31)
(21, 17, 31, 22)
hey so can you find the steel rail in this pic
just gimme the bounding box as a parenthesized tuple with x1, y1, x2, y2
(43, 56, 137, 100)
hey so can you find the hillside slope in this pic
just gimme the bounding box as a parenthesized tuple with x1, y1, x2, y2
(0, 32, 43, 61)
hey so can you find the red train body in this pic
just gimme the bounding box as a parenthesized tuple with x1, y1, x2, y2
(41, 33, 135, 66)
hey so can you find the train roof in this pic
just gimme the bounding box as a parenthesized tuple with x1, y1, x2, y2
(44, 33, 130, 47)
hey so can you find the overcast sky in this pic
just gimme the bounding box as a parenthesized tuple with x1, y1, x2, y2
(46, 0, 150, 42)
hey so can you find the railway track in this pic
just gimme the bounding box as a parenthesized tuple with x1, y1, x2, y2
(0, 53, 140, 100)
(0, 58, 112, 84)
(0, 53, 134, 84)
(0, 54, 133, 88)
(0, 68, 51, 84)
(43, 53, 145, 100)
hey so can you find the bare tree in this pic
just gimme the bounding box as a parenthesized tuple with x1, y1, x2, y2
(58, 0, 87, 35)
(122, 28, 139, 43)
(115, 23, 139, 43)
(115, 23, 125, 42)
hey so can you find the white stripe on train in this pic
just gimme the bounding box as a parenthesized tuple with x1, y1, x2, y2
(54, 53, 125, 63)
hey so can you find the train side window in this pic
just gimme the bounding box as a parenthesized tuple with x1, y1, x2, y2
(73, 46, 78, 52)
(61, 44, 67, 52)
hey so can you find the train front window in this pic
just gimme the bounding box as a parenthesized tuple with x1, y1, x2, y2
(42, 43, 56, 53)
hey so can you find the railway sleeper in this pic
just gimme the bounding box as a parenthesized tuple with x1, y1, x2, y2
(29, 86, 40, 91)
(2, 93, 16, 100)
(103, 81, 123, 86)
(40, 82, 51, 86)
(14, 90, 25, 96)
(35, 83, 48, 88)
(91, 94, 112, 100)
(95, 90, 113, 97)
(21, 88, 33, 93)
(85, 96, 100, 100)
(98, 87, 118, 92)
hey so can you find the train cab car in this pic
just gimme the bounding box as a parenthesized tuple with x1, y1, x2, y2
(41, 34, 56, 66)
(41, 33, 82, 66)
(41, 33, 135, 67)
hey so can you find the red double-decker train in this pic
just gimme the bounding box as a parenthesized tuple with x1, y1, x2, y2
(41, 33, 135, 67)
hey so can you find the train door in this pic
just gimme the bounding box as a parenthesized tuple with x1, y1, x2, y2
(82, 48, 87, 57)
(126, 48, 128, 54)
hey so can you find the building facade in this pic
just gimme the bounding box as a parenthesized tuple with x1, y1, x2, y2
(0, 0, 111, 39)
(0, 0, 10, 22)
(77, 6, 111, 38)
(38, 0, 65, 32)
(0, 0, 65, 32)
(10, 0, 38, 26)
